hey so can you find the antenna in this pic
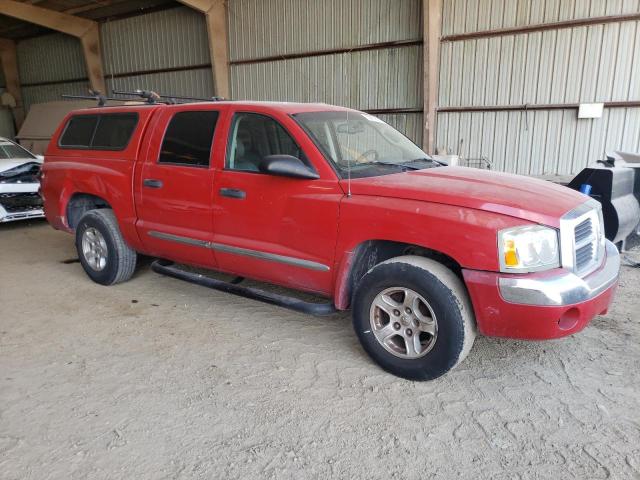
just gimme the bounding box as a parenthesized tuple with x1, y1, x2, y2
(344, 56, 352, 198)
(346, 108, 352, 198)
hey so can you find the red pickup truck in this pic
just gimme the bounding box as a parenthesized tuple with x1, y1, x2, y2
(41, 101, 620, 380)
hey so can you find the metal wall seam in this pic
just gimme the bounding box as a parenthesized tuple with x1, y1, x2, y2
(227, 0, 422, 62)
(101, 7, 209, 76)
(441, 0, 640, 35)
(438, 21, 640, 107)
(105, 69, 214, 99)
(230, 44, 424, 110)
(436, 0, 640, 175)
(435, 107, 640, 176)
(22, 81, 88, 112)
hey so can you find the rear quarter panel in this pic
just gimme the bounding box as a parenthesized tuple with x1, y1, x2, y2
(42, 106, 159, 251)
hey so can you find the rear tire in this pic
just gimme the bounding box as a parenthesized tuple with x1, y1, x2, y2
(75, 209, 137, 285)
(352, 256, 476, 381)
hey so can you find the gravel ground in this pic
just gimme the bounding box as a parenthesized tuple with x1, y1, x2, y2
(1, 220, 639, 480)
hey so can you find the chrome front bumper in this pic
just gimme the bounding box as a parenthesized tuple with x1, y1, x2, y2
(498, 240, 620, 306)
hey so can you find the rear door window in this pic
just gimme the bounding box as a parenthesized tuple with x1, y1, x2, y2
(158, 111, 219, 167)
(59, 113, 138, 150)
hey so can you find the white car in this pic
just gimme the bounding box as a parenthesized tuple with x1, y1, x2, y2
(0, 137, 44, 222)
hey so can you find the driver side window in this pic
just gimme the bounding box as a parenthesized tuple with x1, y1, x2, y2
(226, 113, 308, 172)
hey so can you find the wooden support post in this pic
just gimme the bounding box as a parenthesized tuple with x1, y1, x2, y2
(0, 38, 24, 128)
(80, 24, 106, 95)
(0, 0, 106, 94)
(179, 0, 230, 99)
(423, 0, 442, 154)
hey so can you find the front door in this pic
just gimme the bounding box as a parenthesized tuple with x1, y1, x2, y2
(211, 110, 343, 295)
(135, 106, 223, 267)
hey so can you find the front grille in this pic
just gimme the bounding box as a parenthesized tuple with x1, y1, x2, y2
(575, 243, 594, 270)
(564, 206, 602, 276)
(0, 192, 43, 213)
(574, 218, 593, 244)
(561, 201, 604, 277)
(574, 217, 596, 273)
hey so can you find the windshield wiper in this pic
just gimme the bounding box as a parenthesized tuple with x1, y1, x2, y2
(366, 161, 422, 171)
(367, 158, 443, 170)
(407, 157, 445, 166)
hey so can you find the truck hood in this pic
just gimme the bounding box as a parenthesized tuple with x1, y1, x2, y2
(343, 166, 588, 227)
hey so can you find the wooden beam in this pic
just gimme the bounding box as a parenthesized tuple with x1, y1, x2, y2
(0, 0, 94, 37)
(0, 0, 105, 93)
(423, 0, 442, 153)
(178, 0, 230, 99)
(0, 38, 24, 128)
(80, 23, 106, 95)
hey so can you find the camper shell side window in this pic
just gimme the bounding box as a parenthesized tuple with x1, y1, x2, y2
(59, 112, 139, 151)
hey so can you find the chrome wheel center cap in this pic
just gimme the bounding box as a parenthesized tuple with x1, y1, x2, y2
(369, 287, 439, 359)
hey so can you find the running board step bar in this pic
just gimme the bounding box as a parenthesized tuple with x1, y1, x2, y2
(151, 260, 337, 316)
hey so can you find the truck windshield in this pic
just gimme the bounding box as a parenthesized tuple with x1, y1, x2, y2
(293, 111, 438, 178)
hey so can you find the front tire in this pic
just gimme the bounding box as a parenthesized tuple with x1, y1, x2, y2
(75, 209, 137, 285)
(352, 256, 476, 381)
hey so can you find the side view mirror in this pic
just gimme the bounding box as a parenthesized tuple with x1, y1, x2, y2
(259, 155, 319, 180)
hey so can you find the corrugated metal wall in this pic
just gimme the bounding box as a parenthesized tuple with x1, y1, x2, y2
(437, 0, 640, 175)
(228, 0, 425, 145)
(17, 33, 88, 111)
(10, 0, 639, 174)
(442, 0, 640, 34)
(102, 7, 213, 97)
(16, 6, 213, 112)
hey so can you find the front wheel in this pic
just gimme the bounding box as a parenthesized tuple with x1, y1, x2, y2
(352, 256, 476, 381)
(75, 209, 137, 285)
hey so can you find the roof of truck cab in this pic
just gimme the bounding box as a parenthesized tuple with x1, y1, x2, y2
(66, 101, 355, 117)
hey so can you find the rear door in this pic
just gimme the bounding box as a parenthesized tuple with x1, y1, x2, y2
(135, 104, 226, 267)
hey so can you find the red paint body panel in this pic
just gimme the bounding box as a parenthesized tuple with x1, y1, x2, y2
(42, 106, 161, 251)
(41, 100, 616, 342)
(132, 104, 230, 268)
(209, 106, 343, 294)
(463, 269, 617, 339)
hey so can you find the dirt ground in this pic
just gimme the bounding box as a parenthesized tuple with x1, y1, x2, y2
(1, 220, 639, 480)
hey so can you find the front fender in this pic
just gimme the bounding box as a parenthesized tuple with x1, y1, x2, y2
(332, 196, 532, 309)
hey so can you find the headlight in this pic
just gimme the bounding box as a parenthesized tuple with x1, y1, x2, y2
(498, 225, 560, 273)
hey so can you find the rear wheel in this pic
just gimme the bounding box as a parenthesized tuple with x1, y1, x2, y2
(352, 256, 476, 381)
(75, 209, 137, 285)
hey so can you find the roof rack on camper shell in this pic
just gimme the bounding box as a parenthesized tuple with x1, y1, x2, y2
(61, 89, 225, 107)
